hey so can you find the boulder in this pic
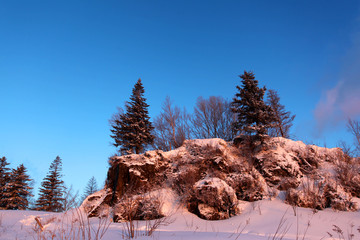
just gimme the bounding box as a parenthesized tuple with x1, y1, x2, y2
(226, 170, 268, 201)
(81, 189, 112, 218)
(188, 177, 241, 220)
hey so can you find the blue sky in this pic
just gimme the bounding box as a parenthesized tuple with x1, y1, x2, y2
(1, 1, 360, 197)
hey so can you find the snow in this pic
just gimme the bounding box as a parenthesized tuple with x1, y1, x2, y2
(1, 197, 359, 239)
(3, 138, 358, 239)
(161, 138, 228, 160)
(273, 137, 341, 160)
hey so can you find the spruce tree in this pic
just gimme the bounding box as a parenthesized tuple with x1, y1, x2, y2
(231, 71, 275, 138)
(266, 89, 295, 138)
(110, 79, 154, 154)
(0, 157, 10, 209)
(36, 156, 65, 212)
(0, 156, 11, 209)
(82, 176, 98, 200)
(5, 164, 33, 210)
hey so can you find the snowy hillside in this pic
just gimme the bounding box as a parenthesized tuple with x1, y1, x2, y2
(1, 196, 359, 239)
(1, 137, 359, 239)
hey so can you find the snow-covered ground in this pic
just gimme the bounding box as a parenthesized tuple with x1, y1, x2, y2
(1, 196, 359, 240)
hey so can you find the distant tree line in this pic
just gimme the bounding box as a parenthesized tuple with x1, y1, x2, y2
(110, 71, 297, 154)
(0, 155, 99, 211)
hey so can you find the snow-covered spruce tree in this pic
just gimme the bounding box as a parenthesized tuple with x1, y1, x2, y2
(5, 164, 33, 210)
(35, 156, 65, 212)
(82, 176, 98, 200)
(266, 89, 295, 138)
(110, 79, 154, 155)
(231, 71, 275, 138)
(0, 156, 11, 209)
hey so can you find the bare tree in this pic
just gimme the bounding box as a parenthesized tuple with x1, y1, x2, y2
(153, 97, 191, 151)
(62, 185, 80, 211)
(175, 108, 192, 146)
(192, 96, 235, 141)
(337, 140, 355, 158)
(266, 89, 295, 138)
(347, 118, 360, 155)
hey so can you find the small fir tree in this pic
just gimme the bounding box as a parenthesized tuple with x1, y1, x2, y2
(36, 156, 65, 212)
(231, 71, 275, 138)
(110, 79, 155, 154)
(266, 89, 295, 138)
(5, 164, 33, 210)
(82, 176, 98, 200)
(0, 156, 11, 209)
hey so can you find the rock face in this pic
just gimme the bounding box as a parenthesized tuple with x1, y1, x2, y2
(82, 137, 359, 221)
(106, 151, 169, 204)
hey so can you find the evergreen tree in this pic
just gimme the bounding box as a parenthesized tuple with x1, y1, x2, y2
(266, 89, 295, 138)
(231, 71, 275, 137)
(36, 156, 65, 212)
(110, 79, 155, 154)
(0, 156, 11, 209)
(82, 176, 98, 200)
(5, 164, 33, 210)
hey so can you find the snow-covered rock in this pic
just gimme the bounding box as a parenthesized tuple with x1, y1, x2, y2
(83, 136, 359, 221)
(188, 177, 240, 220)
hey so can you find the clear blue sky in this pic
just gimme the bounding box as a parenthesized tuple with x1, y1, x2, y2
(1, 1, 360, 197)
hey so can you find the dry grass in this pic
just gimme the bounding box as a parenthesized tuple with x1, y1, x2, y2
(335, 155, 360, 198)
(326, 224, 360, 240)
(115, 190, 174, 239)
(32, 208, 111, 240)
(268, 209, 291, 240)
(285, 177, 325, 211)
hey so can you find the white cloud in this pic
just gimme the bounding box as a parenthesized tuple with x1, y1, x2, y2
(314, 30, 360, 134)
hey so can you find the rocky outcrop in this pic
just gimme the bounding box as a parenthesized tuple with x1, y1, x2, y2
(82, 137, 359, 221)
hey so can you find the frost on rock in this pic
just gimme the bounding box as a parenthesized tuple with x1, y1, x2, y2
(188, 177, 241, 220)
